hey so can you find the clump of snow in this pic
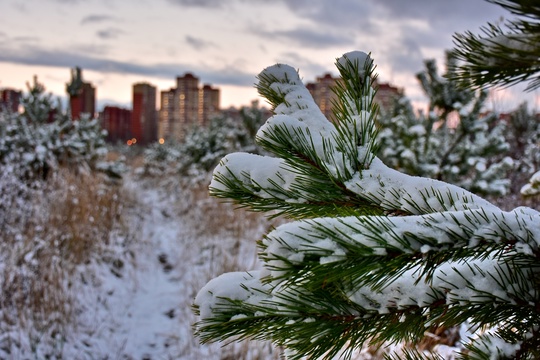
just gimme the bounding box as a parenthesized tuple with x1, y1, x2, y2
(337, 51, 373, 79)
(521, 170, 540, 196)
(195, 271, 270, 320)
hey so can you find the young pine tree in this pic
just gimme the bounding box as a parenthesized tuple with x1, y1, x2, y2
(377, 55, 513, 197)
(193, 52, 540, 359)
(505, 103, 540, 200)
(451, 0, 540, 205)
(0, 77, 108, 179)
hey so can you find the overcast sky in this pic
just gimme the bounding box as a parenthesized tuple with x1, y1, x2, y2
(0, 0, 537, 111)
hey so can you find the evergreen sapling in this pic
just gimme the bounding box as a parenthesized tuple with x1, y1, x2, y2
(193, 51, 540, 360)
(377, 55, 513, 197)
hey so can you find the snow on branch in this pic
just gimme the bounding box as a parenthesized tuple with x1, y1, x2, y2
(196, 50, 540, 359)
(211, 51, 497, 216)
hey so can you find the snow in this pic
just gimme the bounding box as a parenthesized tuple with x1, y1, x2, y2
(196, 50, 540, 359)
(521, 170, 540, 196)
(195, 271, 271, 320)
(210, 152, 309, 203)
(0, 171, 277, 359)
(337, 51, 372, 79)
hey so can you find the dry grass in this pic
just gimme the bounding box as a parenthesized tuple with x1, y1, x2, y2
(185, 181, 282, 275)
(0, 167, 131, 342)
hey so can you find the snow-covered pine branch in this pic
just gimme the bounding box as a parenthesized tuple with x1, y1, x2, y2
(194, 51, 540, 360)
(450, 0, 540, 91)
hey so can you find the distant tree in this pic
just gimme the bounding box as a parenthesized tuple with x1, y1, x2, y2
(521, 170, 540, 196)
(504, 102, 540, 196)
(144, 102, 268, 177)
(193, 52, 540, 359)
(378, 54, 513, 196)
(0, 77, 108, 179)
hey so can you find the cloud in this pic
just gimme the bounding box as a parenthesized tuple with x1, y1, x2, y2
(69, 43, 111, 56)
(281, 0, 378, 31)
(12, 36, 40, 43)
(0, 44, 255, 87)
(254, 26, 353, 48)
(96, 28, 125, 40)
(52, 0, 82, 3)
(277, 0, 510, 56)
(81, 14, 118, 25)
(281, 0, 506, 33)
(185, 35, 216, 50)
(375, 0, 505, 25)
(166, 0, 224, 8)
(275, 52, 330, 79)
(382, 37, 424, 75)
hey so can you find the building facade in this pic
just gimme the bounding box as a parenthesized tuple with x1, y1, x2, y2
(100, 106, 132, 144)
(306, 73, 403, 120)
(374, 82, 404, 112)
(158, 73, 220, 142)
(66, 67, 96, 120)
(0, 88, 22, 113)
(307, 73, 339, 121)
(132, 83, 157, 145)
(199, 84, 220, 127)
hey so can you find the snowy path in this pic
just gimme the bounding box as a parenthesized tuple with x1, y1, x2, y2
(67, 175, 274, 359)
(93, 179, 214, 359)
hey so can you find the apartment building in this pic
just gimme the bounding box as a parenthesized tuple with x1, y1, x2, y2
(66, 67, 96, 120)
(306, 73, 403, 120)
(132, 83, 157, 145)
(100, 106, 132, 144)
(159, 73, 220, 142)
(0, 88, 22, 113)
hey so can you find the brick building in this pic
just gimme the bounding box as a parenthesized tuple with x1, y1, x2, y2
(66, 67, 96, 120)
(306, 73, 403, 120)
(132, 83, 157, 145)
(0, 88, 22, 113)
(100, 106, 132, 144)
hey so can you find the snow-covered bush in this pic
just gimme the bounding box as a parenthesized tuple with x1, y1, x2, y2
(193, 51, 540, 359)
(0, 77, 108, 180)
(143, 103, 267, 177)
(377, 55, 513, 196)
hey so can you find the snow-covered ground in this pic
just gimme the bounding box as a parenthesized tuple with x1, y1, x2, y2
(65, 173, 280, 359)
(0, 169, 282, 359)
(0, 169, 466, 359)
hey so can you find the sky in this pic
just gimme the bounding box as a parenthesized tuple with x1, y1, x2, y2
(0, 0, 538, 112)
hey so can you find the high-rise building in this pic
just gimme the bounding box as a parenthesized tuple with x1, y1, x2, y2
(100, 106, 132, 144)
(306, 73, 403, 119)
(158, 73, 220, 142)
(132, 83, 157, 145)
(66, 67, 96, 120)
(159, 89, 175, 141)
(374, 82, 404, 111)
(174, 73, 200, 140)
(307, 73, 339, 121)
(0, 88, 22, 113)
(199, 84, 220, 127)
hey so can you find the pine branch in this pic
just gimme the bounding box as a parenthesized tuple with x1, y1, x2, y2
(195, 50, 540, 359)
(450, 0, 540, 90)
